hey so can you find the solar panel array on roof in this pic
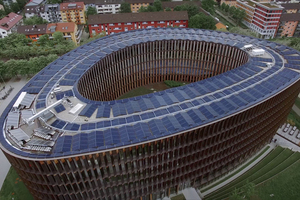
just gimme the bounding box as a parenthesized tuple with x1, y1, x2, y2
(1, 28, 300, 157)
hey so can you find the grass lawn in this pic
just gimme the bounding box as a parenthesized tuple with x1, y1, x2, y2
(0, 167, 33, 200)
(287, 110, 300, 128)
(171, 194, 186, 200)
(256, 160, 300, 200)
(117, 86, 155, 99)
(205, 147, 300, 200)
(201, 146, 270, 193)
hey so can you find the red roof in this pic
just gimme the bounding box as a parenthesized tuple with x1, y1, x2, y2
(0, 12, 23, 31)
(60, 2, 84, 11)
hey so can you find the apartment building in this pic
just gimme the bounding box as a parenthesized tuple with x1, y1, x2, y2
(237, 0, 283, 39)
(125, 0, 153, 13)
(276, 3, 300, 37)
(96, 0, 123, 14)
(0, 12, 23, 38)
(17, 22, 81, 44)
(40, 4, 62, 23)
(88, 11, 188, 36)
(220, 0, 237, 7)
(25, 5, 44, 18)
(60, 2, 86, 24)
(17, 24, 47, 41)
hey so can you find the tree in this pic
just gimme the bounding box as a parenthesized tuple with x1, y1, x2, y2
(0, 9, 6, 19)
(153, 0, 163, 11)
(229, 6, 236, 16)
(86, 6, 97, 16)
(53, 31, 64, 43)
(188, 13, 216, 30)
(23, 16, 48, 25)
(16, 0, 27, 10)
(165, 7, 171, 11)
(38, 34, 49, 46)
(225, 4, 230, 12)
(173, 4, 200, 18)
(202, 0, 215, 14)
(47, 0, 62, 3)
(10, 2, 20, 13)
(221, 2, 226, 11)
(120, 2, 131, 13)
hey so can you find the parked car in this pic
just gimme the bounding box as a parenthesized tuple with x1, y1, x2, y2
(297, 133, 300, 139)
(292, 126, 297, 131)
(283, 127, 288, 132)
(289, 130, 294, 135)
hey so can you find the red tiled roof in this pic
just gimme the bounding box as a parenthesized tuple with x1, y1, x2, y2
(0, 12, 23, 31)
(46, 22, 76, 33)
(60, 2, 84, 10)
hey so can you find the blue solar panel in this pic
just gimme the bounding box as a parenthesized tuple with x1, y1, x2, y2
(96, 105, 110, 118)
(51, 119, 66, 129)
(126, 101, 141, 114)
(112, 103, 127, 117)
(154, 108, 168, 117)
(79, 104, 98, 117)
(64, 123, 80, 131)
(167, 105, 181, 113)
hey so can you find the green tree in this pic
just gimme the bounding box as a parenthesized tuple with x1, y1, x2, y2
(153, 0, 163, 11)
(86, 6, 97, 16)
(10, 2, 20, 13)
(53, 31, 64, 43)
(120, 2, 131, 13)
(165, 7, 171, 11)
(188, 13, 216, 30)
(38, 34, 49, 46)
(229, 6, 236, 16)
(16, 0, 27, 10)
(24, 16, 48, 25)
(225, 4, 230, 12)
(139, 6, 148, 12)
(47, 0, 62, 3)
(229, 188, 243, 200)
(173, 4, 200, 18)
(0, 9, 6, 18)
(146, 5, 157, 12)
(221, 2, 226, 11)
(202, 0, 215, 14)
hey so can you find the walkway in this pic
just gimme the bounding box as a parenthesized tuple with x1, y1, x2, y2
(0, 77, 28, 189)
(182, 188, 202, 200)
(201, 142, 275, 196)
(215, 10, 237, 26)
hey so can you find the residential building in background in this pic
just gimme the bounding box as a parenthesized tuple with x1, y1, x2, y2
(25, 5, 44, 19)
(17, 22, 81, 44)
(0, 12, 23, 38)
(161, 1, 202, 11)
(237, 0, 283, 39)
(88, 11, 188, 36)
(17, 24, 47, 41)
(46, 22, 81, 44)
(60, 2, 86, 24)
(125, 0, 153, 13)
(40, 4, 62, 23)
(96, 0, 123, 14)
(220, 0, 237, 7)
(277, 3, 300, 37)
(1, 28, 300, 200)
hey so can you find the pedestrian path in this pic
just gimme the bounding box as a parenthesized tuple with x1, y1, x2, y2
(201, 142, 275, 196)
(182, 188, 202, 200)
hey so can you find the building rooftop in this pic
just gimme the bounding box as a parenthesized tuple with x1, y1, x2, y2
(281, 3, 300, 10)
(64, 0, 124, 5)
(60, 2, 85, 10)
(88, 11, 189, 24)
(25, 5, 45, 14)
(17, 24, 47, 35)
(46, 22, 76, 33)
(280, 13, 300, 21)
(1, 28, 300, 159)
(0, 13, 23, 31)
(161, 1, 201, 9)
(124, 0, 154, 4)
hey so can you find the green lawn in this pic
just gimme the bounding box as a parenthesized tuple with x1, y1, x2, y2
(201, 146, 270, 193)
(287, 110, 300, 129)
(171, 194, 186, 200)
(205, 147, 300, 200)
(117, 86, 155, 99)
(0, 167, 33, 200)
(255, 160, 300, 200)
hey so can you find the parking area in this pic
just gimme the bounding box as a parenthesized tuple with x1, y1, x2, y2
(277, 123, 300, 147)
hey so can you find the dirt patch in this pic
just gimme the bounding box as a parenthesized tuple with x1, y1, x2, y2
(144, 82, 170, 91)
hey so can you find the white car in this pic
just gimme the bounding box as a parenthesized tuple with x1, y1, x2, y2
(283, 127, 288, 132)
(289, 130, 294, 135)
(292, 126, 297, 131)
(297, 133, 300, 139)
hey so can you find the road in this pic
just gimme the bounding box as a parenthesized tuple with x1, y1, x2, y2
(0, 77, 28, 189)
